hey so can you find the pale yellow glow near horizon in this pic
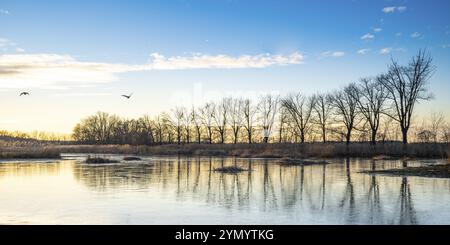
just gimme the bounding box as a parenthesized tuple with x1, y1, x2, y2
(0, 94, 449, 135)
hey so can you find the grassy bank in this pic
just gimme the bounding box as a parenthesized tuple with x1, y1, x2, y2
(57, 142, 449, 158)
(1, 142, 446, 159)
(0, 147, 61, 159)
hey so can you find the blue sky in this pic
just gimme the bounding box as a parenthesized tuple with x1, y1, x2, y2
(0, 0, 449, 132)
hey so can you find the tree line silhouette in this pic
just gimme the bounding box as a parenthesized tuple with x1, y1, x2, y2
(72, 50, 449, 145)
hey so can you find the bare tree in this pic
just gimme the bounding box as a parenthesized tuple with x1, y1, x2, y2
(154, 114, 166, 144)
(201, 102, 215, 144)
(243, 99, 256, 144)
(139, 114, 155, 145)
(281, 93, 316, 143)
(171, 107, 184, 144)
(332, 84, 359, 145)
(378, 50, 434, 144)
(313, 93, 333, 143)
(354, 77, 388, 145)
(277, 107, 289, 143)
(191, 106, 203, 144)
(213, 98, 230, 144)
(429, 112, 444, 143)
(182, 107, 192, 143)
(229, 98, 245, 144)
(258, 94, 280, 143)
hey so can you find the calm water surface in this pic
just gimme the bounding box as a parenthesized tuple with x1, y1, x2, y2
(0, 154, 449, 224)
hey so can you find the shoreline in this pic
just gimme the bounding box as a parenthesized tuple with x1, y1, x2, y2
(0, 142, 449, 159)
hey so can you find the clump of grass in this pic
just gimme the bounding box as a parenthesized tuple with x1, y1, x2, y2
(85, 156, 119, 164)
(214, 166, 248, 173)
(278, 157, 329, 166)
(362, 164, 450, 178)
(123, 156, 142, 161)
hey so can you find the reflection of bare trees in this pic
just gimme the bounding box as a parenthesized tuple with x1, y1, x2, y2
(73, 162, 156, 191)
(366, 160, 383, 224)
(340, 158, 356, 222)
(262, 159, 278, 210)
(68, 156, 430, 224)
(0, 161, 63, 177)
(398, 177, 417, 225)
(321, 165, 327, 209)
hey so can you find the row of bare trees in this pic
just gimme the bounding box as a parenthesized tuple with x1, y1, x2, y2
(72, 51, 444, 145)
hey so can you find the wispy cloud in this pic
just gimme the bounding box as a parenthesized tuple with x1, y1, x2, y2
(321, 51, 345, 58)
(397, 6, 407, 12)
(373, 28, 383, 33)
(0, 9, 9, 15)
(0, 38, 16, 47)
(357, 48, 371, 55)
(380, 47, 392, 54)
(148, 52, 303, 70)
(0, 52, 304, 89)
(410, 32, 421, 38)
(395, 32, 403, 37)
(16, 48, 25, 53)
(361, 33, 375, 41)
(382, 6, 407, 13)
(443, 44, 450, 49)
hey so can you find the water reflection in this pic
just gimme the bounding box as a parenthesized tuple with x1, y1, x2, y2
(1, 156, 449, 224)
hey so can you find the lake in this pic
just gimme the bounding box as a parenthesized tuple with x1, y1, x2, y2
(0, 154, 449, 224)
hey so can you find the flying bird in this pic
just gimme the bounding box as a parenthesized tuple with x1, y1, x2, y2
(121, 93, 133, 99)
(19, 92, 30, 96)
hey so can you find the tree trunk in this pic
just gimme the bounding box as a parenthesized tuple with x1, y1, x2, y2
(371, 129, 377, 145)
(300, 129, 305, 143)
(322, 126, 326, 143)
(346, 130, 351, 145)
(401, 127, 408, 144)
(263, 137, 268, 143)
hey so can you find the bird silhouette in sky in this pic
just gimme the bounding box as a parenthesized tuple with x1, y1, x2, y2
(19, 92, 30, 96)
(121, 93, 133, 99)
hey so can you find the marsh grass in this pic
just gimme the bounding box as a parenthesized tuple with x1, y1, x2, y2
(0, 144, 61, 159)
(1, 140, 449, 159)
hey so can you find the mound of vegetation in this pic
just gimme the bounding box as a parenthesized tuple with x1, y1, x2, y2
(214, 166, 248, 173)
(362, 164, 450, 178)
(278, 157, 330, 166)
(85, 156, 119, 164)
(123, 156, 142, 161)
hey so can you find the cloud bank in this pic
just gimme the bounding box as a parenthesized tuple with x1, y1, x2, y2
(0, 52, 304, 89)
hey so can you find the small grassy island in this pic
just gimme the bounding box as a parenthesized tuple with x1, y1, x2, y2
(214, 166, 248, 173)
(363, 164, 450, 178)
(85, 156, 119, 164)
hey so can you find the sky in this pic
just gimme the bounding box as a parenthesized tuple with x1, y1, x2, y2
(0, 0, 450, 133)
